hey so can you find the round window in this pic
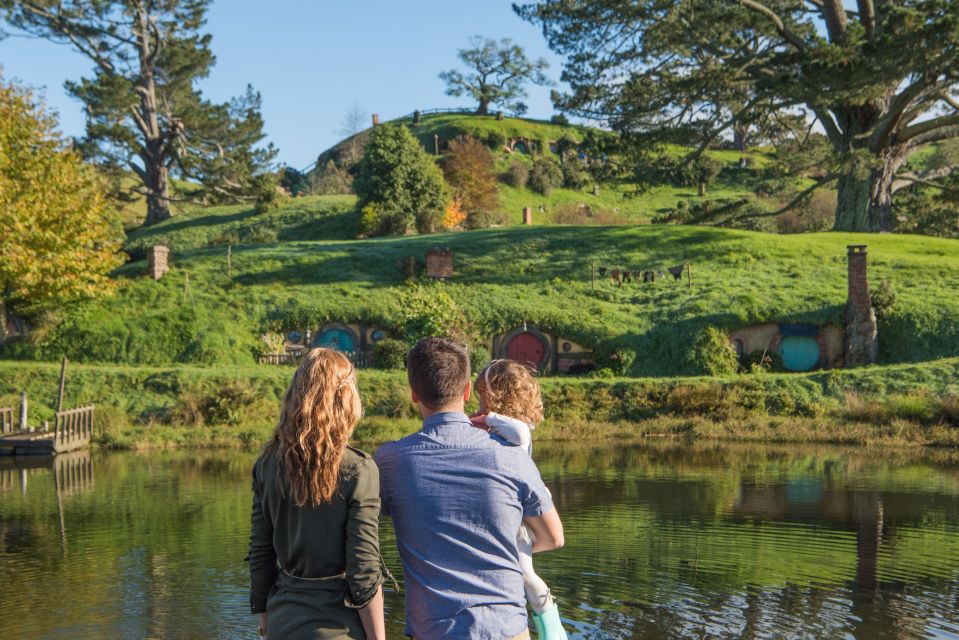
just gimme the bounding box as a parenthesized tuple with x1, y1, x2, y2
(371, 330, 386, 343)
(287, 331, 302, 344)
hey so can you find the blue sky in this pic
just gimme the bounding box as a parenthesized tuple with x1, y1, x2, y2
(0, 0, 567, 169)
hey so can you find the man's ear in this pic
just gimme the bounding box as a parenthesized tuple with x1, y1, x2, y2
(411, 389, 420, 406)
(462, 380, 472, 403)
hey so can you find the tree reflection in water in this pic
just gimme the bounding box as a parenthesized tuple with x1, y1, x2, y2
(0, 442, 957, 639)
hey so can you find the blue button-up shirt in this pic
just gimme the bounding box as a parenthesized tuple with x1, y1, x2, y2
(375, 412, 554, 639)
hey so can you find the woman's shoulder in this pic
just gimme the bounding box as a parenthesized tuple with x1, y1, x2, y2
(341, 445, 377, 479)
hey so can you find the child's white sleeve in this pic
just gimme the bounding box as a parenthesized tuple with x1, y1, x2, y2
(485, 412, 532, 450)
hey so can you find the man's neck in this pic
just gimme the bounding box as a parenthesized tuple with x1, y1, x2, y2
(419, 403, 465, 421)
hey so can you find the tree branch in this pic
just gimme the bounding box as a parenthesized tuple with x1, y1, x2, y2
(721, 174, 837, 225)
(896, 113, 959, 143)
(732, 0, 807, 51)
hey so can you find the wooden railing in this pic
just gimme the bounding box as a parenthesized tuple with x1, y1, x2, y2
(0, 407, 13, 434)
(55, 406, 95, 447)
(257, 352, 301, 365)
(258, 351, 372, 368)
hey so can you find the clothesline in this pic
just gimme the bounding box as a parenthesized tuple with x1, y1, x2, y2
(597, 263, 688, 285)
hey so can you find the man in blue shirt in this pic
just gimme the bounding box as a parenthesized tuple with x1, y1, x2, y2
(376, 338, 564, 639)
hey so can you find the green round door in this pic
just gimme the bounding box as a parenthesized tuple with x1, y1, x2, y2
(779, 336, 820, 372)
(315, 328, 355, 353)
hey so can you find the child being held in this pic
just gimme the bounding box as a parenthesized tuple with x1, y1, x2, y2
(471, 359, 568, 640)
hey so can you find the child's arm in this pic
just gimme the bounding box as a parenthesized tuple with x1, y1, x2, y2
(483, 412, 532, 451)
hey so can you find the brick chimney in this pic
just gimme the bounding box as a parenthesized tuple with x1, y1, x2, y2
(147, 245, 169, 281)
(522, 207, 533, 225)
(844, 245, 877, 366)
(372, 113, 379, 127)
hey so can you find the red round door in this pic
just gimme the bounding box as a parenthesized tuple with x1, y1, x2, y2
(506, 332, 547, 368)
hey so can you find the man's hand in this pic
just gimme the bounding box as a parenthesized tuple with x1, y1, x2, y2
(258, 612, 268, 638)
(523, 507, 565, 552)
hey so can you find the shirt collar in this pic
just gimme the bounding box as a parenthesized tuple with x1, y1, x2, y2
(421, 411, 472, 433)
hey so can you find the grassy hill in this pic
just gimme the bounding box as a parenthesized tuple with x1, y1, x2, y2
(310, 112, 788, 225)
(9, 195, 959, 377)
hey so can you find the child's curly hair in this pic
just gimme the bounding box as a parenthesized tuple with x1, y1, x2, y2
(475, 359, 544, 426)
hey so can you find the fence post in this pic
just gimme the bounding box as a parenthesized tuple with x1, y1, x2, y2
(19, 392, 27, 432)
(56, 356, 68, 413)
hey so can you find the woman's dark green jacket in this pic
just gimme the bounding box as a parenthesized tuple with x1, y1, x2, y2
(248, 445, 384, 639)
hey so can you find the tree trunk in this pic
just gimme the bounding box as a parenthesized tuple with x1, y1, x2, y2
(834, 171, 873, 231)
(833, 151, 905, 232)
(144, 162, 171, 226)
(477, 98, 490, 115)
(136, 3, 172, 227)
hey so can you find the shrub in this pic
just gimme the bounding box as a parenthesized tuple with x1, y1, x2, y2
(353, 124, 448, 235)
(397, 283, 472, 344)
(686, 327, 739, 376)
(485, 130, 507, 150)
(529, 157, 563, 195)
(871, 279, 897, 319)
(243, 227, 278, 244)
(372, 338, 409, 370)
(358, 203, 380, 237)
(562, 161, 591, 190)
(504, 161, 529, 188)
(550, 113, 570, 125)
(552, 203, 627, 225)
(469, 343, 492, 373)
(170, 381, 261, 427)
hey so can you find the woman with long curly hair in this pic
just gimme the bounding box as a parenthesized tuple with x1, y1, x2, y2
(248, 348, 385, 639)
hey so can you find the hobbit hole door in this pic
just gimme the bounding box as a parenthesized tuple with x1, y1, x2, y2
(779, 336, 820, 372)
(506, 332, 547, 369)
(315, 328, 356, 353)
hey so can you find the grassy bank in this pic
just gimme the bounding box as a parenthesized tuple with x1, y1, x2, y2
(6, 206, 959, 376)
(2, 359, 957, 450)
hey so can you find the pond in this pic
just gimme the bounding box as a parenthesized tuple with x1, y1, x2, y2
(1, 440, 958, 639)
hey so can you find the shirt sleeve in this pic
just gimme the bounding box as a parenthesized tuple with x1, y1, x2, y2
(344, 457, 385, 608)
(486, 412, 532, 451)
(373, 444, 391, 517)
(514, 453, 554, 518)
(248, 458, 277, 614)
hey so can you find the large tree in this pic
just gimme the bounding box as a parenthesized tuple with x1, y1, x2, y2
(0, 76, 124, 330)
(2, 0, 277, 226)
(439, 36, 551, 116)
(517, 0, 959, 231)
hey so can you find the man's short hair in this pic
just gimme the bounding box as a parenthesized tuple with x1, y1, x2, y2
(406, 337, 471, 409)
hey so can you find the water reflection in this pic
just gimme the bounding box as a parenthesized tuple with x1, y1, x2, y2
(0, 441, 957, 638)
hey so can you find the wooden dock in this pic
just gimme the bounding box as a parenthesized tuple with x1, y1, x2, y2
(0, 405, 95, 456)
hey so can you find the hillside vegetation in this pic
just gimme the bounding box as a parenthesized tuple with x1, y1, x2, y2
(7, 195, 959, 377)
(310, 112, 789, 225)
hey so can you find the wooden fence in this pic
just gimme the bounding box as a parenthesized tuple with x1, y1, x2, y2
(258, 351, 372, 368)
(0, 407, 13, 434)
(55, 405, 95, 448)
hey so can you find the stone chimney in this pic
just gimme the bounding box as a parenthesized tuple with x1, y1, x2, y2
(372, 113, 379, 127)
(844, 245, 877, 367)
(147, 245, 169, 281)
(522, 207, 533, 225)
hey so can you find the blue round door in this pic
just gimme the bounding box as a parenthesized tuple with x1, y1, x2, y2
(779, 336, 820, 372)
(314, 328, 355, 353)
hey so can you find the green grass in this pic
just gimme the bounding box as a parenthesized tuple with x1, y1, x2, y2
(124, 194, 358, 255)
(8, 199, 958, 374)
(1, 358, 957, 449)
